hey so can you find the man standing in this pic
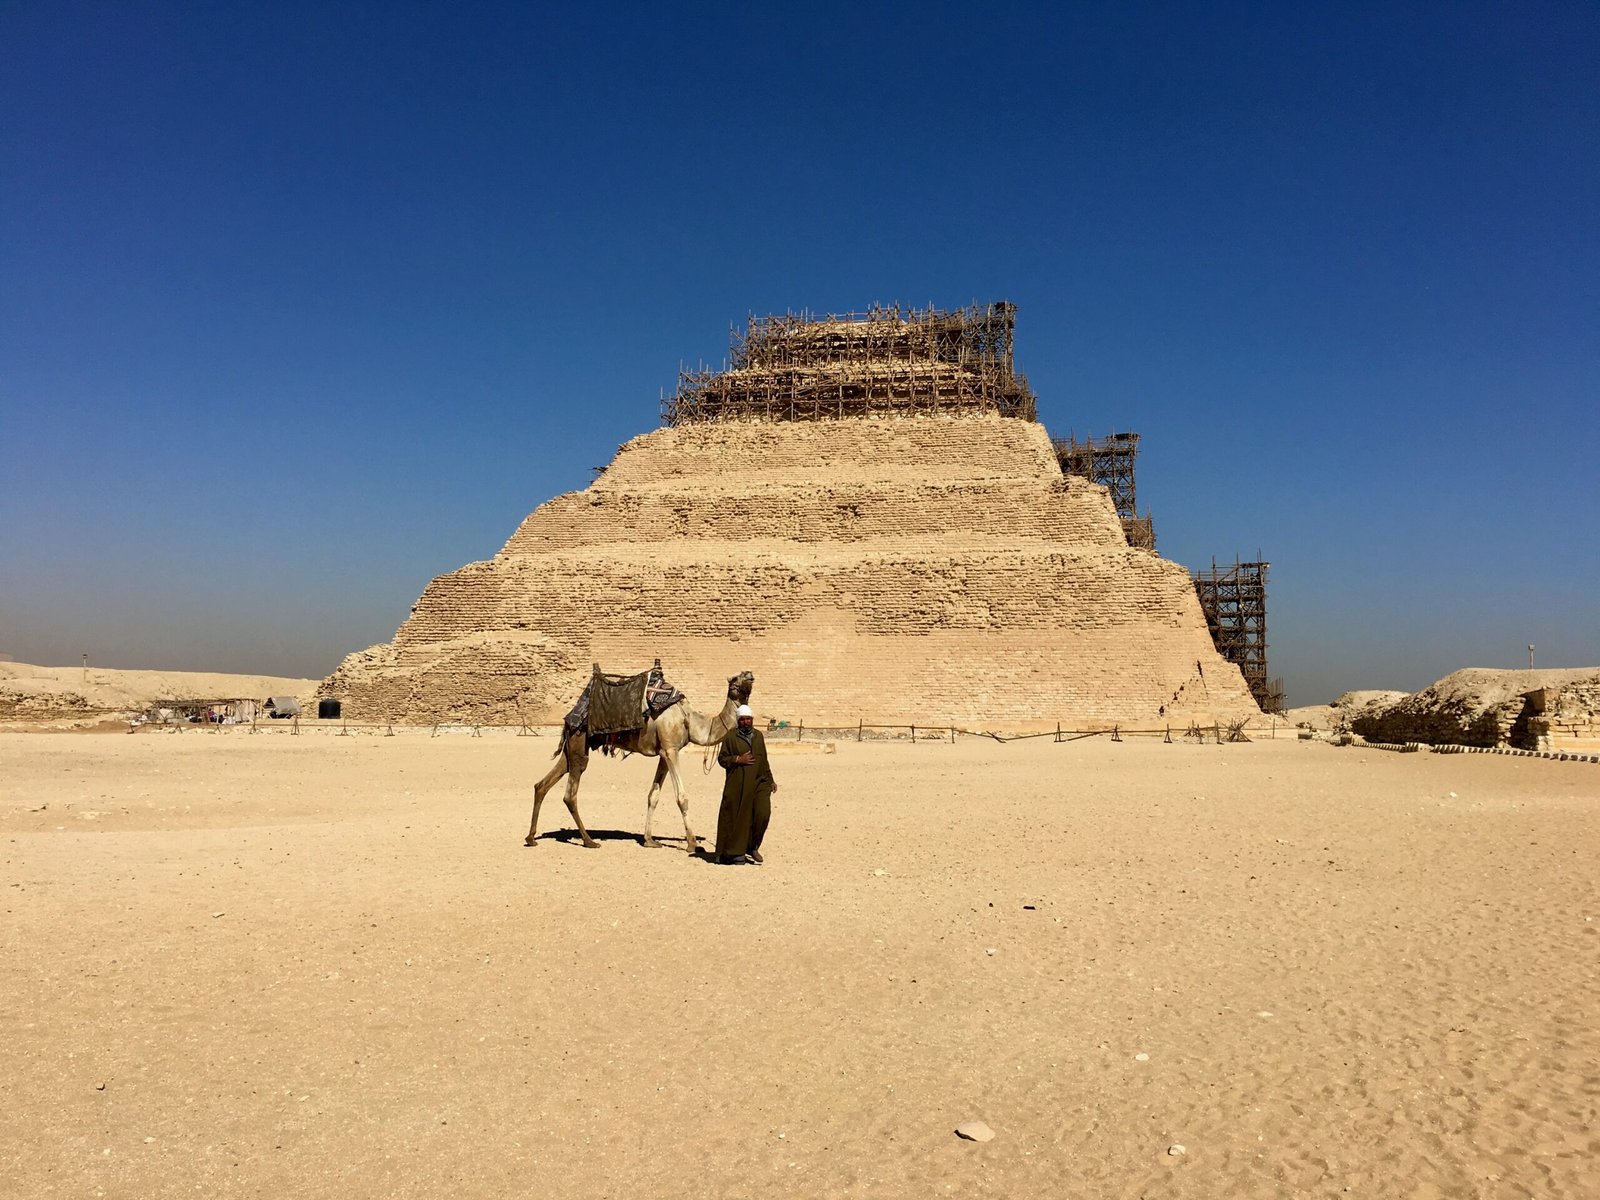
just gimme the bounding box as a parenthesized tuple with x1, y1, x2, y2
(715, 703, 776, 864)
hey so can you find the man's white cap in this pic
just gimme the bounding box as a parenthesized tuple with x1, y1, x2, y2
(736, 704, 754, 718)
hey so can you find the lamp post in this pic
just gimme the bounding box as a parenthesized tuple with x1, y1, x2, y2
(1528, 644, 1535, 670)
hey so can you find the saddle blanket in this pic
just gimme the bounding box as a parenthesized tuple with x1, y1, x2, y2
(564, 660, 685, 740)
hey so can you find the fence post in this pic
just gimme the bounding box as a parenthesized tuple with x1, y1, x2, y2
(858, 719, 863, 743)
(1164, 725, 1172, 743)
(292, 714, 299, 736)
(911, 723, 916, 743)
(1055, 721, 1061, 744)
(950, 723, 954, 744)
(1111, 724, 1121, 742)
(797, 720, 803, 742)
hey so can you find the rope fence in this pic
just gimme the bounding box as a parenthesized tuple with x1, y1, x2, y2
(805, 717, 1267, 745)
(141, 713, 1271, 745)
(130, 714, 1596, 762)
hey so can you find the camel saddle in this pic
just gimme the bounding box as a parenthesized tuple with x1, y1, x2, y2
(564, 659, 684, 739)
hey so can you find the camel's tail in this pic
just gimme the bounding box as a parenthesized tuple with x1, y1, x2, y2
(553, 723, 579, 759)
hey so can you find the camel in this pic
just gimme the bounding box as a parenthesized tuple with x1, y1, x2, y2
(525, 670, 754, 853)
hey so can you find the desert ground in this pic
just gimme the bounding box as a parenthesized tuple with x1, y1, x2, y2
(3, 726, 1597, 1199)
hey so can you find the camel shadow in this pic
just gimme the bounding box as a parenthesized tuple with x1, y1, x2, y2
(533, 828, 702, 850)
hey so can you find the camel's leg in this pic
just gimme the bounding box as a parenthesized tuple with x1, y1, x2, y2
(563, 764, 599, 849)
(642, 757, 669, 848)
(525, 753, 569, 846)
(662, 747, 697, 854)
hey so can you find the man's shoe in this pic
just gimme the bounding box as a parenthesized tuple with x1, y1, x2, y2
(745, 849, 764, 864)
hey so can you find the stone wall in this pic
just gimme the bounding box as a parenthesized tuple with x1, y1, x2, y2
(323, 413, 1260, 728)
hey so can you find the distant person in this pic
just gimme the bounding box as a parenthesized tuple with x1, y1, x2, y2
(715, 703, 776, 864)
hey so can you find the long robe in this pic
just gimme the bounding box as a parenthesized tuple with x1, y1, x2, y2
(716, 727, 774, 858)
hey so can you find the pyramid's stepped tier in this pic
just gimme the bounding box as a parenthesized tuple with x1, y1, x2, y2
(323, 414, 1260, 727)
(505, 483, 1123, 551)
(503, 416, 1123, 551)
(593, 411, 1065, 490)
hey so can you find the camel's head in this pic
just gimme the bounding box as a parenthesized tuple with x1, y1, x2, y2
(726, 671, 755, 706)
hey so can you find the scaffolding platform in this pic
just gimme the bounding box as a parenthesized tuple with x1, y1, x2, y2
(663, 302, 1037, 425)
(1053, 431, 1156, 551)
(1192, 558, 1284, 712)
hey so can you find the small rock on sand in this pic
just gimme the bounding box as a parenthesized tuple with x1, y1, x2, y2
(1168, 1144, 1187, 1156)
(955, 1121, 994, 1142)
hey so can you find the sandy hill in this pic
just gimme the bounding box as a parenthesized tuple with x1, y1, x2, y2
(0, 661, 317, 725)
(1283, 690, 1410, 731)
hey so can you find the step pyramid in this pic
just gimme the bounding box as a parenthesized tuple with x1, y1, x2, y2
(323, 305, 1258, 729)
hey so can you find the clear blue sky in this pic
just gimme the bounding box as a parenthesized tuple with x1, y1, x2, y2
(3, 1, 1596, 704)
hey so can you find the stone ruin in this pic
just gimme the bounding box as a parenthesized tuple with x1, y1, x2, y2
(1350, 667, 1600, 750)
(322, 303, 1261, 728)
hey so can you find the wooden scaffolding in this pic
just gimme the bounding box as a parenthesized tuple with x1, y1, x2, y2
(1192, 558, 1284, 711)
(1053, 431, 1156, 551)
(662, 302, 1037, 425)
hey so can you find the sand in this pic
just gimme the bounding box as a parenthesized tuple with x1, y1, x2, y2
(3, 728, 1597, 1198)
